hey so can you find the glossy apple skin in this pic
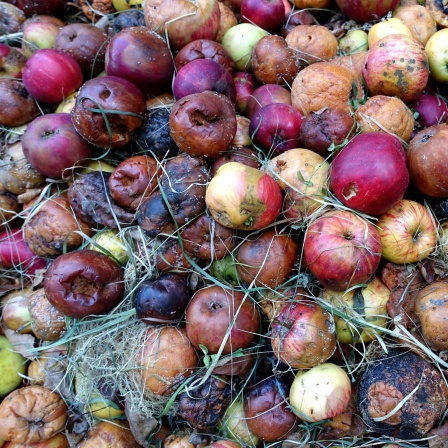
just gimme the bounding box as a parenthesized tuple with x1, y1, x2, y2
(173, 58, 236, 102)
(246, 83, 291, 119)
(205, 162, 283, 231)
(303, 210, 382, 291)
(249, 102, 302, 157)
(234, 72, 256, 113)
(240, 0, 285, 33)
(270, 301, 336, 369)
(22, 113, 93, 179)
(334, 0, 400, 23)
(22, 48, 83, 104)
(409, 93, 448, 128)
(330, 131, 409, 216)
(105, 26, 174, 96)
(185, 285, 260, 354)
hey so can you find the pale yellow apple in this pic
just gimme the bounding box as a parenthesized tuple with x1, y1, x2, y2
(426, 28, 448, 83)
(0, 335, 27, 397)
(55, 91, 78, 114)
(338, 29, 369, 54)
(368, 17, 412, 48)
(112, 0, 143, 11)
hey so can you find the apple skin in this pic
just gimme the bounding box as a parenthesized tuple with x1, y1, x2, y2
(1, 287, 33, 334)
(246, 83, 291, 119)
(0, 43, 27, 78)
(270, 301, 336, 369)
(425, 28, 448, 83)
(330, 131, 409, 216)
(205, 162, 283, 231)
(362, 34, 428, 103)
(22, 113, 94, 179)
(249, 102, 302, 157)
(22, 48, 83, 104)
(240, 0, 285, 33)
(234, 72, 256, 113)
(21, 17, 63, 58)
(105, 26, 174, 96)
(377, 199, 437, 265)
(173, 58, 236, 102)
(185, 284, 260, 355)
(15, 0, 67, 17)
(0, 336, 27, 398)
(334, 0, 400, 23)
(409, 93, 448, 128)
(303, 210, 382, 291)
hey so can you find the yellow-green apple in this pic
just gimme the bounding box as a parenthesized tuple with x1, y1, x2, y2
(334, 0, 400, 23)
(426, 28, 448, 83)
(205, 162, 283, 231)
(377, 199, 437, 264)
(289, 363, 352, 422)
(0, 335, 27, 397)
(338, 29, 369, 54)
(21, 16, 63, 58)
(87, 229, 129, 265)
(303, 210, 382, 291)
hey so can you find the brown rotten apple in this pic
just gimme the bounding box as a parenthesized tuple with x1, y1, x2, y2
(185, 285, 260, 354)
(303, 210, 382, 291)
(270, 301, 336, 369)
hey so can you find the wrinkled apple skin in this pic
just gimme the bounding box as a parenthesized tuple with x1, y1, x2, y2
(334, 0, 400, 23)
(303, 210, 382, 291)
(362, 34, 429, 103)
(206, 162, 282, 231)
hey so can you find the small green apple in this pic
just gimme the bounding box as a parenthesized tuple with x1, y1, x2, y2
(338, 29, 369, 54)
(87, 229, 130, 265)
(426, 28, 448, 82)
(0, 335, 27, 397)
(210, 255, 241, 286)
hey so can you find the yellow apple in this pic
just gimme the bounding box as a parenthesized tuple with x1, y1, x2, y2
(368, 17, 412, 48)
(338, 29, 369, 54)
(426, 28, 448, 83)
(112, 0, 143, 11)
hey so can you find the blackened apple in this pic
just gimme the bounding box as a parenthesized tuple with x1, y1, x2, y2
(54, 23, 108, 78)
(112, 9, 146, 35)
(173, 58, 236, 103)
(22, 113, 94, 179)
(240, 0, 285, 33)
(249, 102, 302, 157)
(105, 26, 174, 96)
(330, 131, 409, 215)
(22, 48, 83, 104)
(134, 273, 190, 324)
(246, 83, 291, 119)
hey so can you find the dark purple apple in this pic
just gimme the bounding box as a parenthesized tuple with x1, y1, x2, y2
(0, 43, 27, 78)
(330, 131, 409, 216)
(172, 58, 236, 103)
(240, 0, 285, 33)
(54, 23, 109, 78)
(134, 273, 191, 324)
(22, 113, 94, 179)
(246, 83, 291, 119)
(249, 102, 302, 157)
(234, 71, 257, 113)
(409, 93, 448, 129)
(22, 48, 83, 104)
(334, 0, 400, 23)
(105, 26, 174, 96)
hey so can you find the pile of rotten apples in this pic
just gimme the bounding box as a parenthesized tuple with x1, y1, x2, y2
(3, 0, 448, 446)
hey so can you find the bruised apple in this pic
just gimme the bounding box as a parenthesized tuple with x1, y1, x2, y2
(205, 162, 282, 231)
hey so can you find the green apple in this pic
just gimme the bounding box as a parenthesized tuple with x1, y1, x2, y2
(222, 23, 268, 71)
(338, 29, 369, 54)
(426, 28, 448, 82)
(210, 255, 240, 286)
(0, 335, 27, 397)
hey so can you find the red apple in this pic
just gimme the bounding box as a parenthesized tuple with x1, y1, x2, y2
(409, 93, 448, 128)
(377, 199, 437, 264)
(105, 26, 174, 96)
(330, 131, 409, 216)
(303, 210, 382, 291)
(22, 113, 94, 179)
(246, 83, 291, 119)
(22, 48, 83, 104)
(234, 71, 257, 113)
(249, 102, 302, 157)
(270, 301, 336, 369)
(205, 162, 283, 231)
(173, 58, 236, 102)
(334, 0, 400, 23)
(240, 0, 285, 33)
(15, 0, 67, 17)
(185, 284, 260, 355)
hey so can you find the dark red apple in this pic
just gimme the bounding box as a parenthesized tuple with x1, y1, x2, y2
(15, 0, 67, 17)
(410, 93, 448, 129)
(22, 48, 83, 104)
(0, 43, 27, 78)
(234, 71, 257, 113)
(134, 273, 191, 324)
(105, 26, 174, 96)
(246, 83, 291, 119)
(330, 131, 409, 216)
(22, 113, 94, 179)
(249, 102, 302, 157)
(303, 210, 382, 291)
(240, 0, 285, 33)
(334, 0, 400, 23)
(173, 58, 236, 102)
(54, 23, 109, 78)
(185, 285, 260, 355)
